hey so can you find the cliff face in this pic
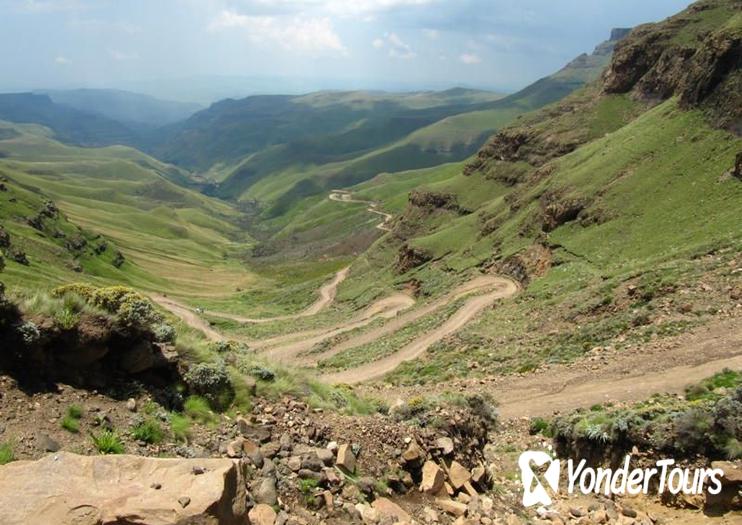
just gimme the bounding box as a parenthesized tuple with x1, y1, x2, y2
(466, 1, 742, 181)
(602, 0, 741, 131)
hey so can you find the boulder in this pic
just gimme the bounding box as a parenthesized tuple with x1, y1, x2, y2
(448, 461, 471, 490)
(436, 437, 454, 456)
(0, 452, 246, 525)
(336, 443, 356, 474)
(249, 503, 277, 525)
(372, 497, 411, 523)
(436, 498, 468, 517)
(712, 461, 742, 485)
(420, 461, 445, 494)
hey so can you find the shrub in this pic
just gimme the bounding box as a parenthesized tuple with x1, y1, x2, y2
(131, 418, 164, 444)
(116, 296, 161, 329)
(52, 283, 96, 301)
(183, 363, 235, 411)
(0, 442, 13, 465)
(211, 340, 245, 354)
(153, 323, 177, 344)
(529, 417, 551, 436)
(17, 321, 40, 346)
(248, 366, 275, 382)
(91, 430, 124, 454)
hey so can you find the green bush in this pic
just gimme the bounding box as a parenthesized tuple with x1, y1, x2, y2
(183, 363, 235, 411)
(529, 417, 551, 436)
(0, 442, 14, 465)
(91, 430, 124, 454)
(132, 418, 164, 444)
(17, 321, 40, 346)
(153, 323, 177, 344)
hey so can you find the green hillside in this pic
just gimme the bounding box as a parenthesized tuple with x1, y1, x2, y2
(320, 0, 742, 382)
(0, 121, 255, 297)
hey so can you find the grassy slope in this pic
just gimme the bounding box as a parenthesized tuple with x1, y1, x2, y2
(248, 37, 617, 248)
(0, 121, 255, 298)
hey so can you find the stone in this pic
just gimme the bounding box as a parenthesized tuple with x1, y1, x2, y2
(621, 505, 638, 518)
(471, 465, 486, 485)
(448, 461, 471, 490)
(570, 507, 586, 518)
(301, 453, 324, 472)
(592, 509, 609, 524)
(287, 456, 302, 472)
(253, 476, 278, 506)
(316, 448, 334, 465)
(435, 498, 468, 517)
(178, 496, 191, 508)
(126, 398, 137, 412)
(372, 497, 411, 523)
(336, 443, 356, 474)
(0, 452, 246, 525)
(711, 461, 742, 485)
(436, 437, 454, 455)
(226, 437, 244, 458)
(249, 503, 277, 525)
(420, 461, 445, 494)
(39, 434, 60, 453)
(401, 441, 425, 465)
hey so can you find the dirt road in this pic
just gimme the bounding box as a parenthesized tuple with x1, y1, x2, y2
(151, 295, 225, 342)
(329, 191, 393, 232)
(492, 318, 742, 417)
(202, 267, 350, 324)
(321, 278, 519, 384)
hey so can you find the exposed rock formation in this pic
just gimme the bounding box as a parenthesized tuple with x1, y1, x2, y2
(0, 452, 247, 525)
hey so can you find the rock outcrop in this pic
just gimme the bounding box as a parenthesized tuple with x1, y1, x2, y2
(0, 452, 247, 525)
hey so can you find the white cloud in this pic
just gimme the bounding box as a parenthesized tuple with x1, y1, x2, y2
(422, 28, 439, 40)
(459, 52, 481, 65)
(373, 32, 415, 59)
(109, 49, 138, 61)
(253, 0, 435, 17)
(209, 10, 347, 55)
(18, 0, 87, 13)
(54, 55, 70, 65)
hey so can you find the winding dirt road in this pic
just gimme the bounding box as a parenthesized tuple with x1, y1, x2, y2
(321, 277, 519, 384)
(203, 267, 350, 324)
(329, 190, 393, 232)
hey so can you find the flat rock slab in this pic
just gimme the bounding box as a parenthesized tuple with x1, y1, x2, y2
(0, 452, 246, 525)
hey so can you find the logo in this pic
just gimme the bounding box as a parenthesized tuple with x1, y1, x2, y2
(518, 451, 725, 508)
(518, 451, 560, 507)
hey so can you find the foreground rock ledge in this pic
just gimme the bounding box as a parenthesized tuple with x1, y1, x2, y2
(0, 452, 246, 525)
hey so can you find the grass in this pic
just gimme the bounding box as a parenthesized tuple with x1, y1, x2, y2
(183, 395, 218, 426)
(60, 405, 83, 433)
(131, 419, 165, 444)
(0, 442, 14, 465)
(91, 430, 125, 455)
(552, 370, 742, 461)
(169, 413, 191, 442)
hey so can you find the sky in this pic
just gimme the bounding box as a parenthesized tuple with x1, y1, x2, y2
(0, 0, 693, 103)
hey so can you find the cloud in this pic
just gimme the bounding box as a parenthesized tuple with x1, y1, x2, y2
(109, 49, 139, 61)
(54, 55, 70, 65)
(373, 32, 415, 59)
(17, 0, 87, 13)
(459, 52, 481, 64)
(209, 10, 347, 55)
(251, 0, 435, 17)
(423, 28, 439, 39)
